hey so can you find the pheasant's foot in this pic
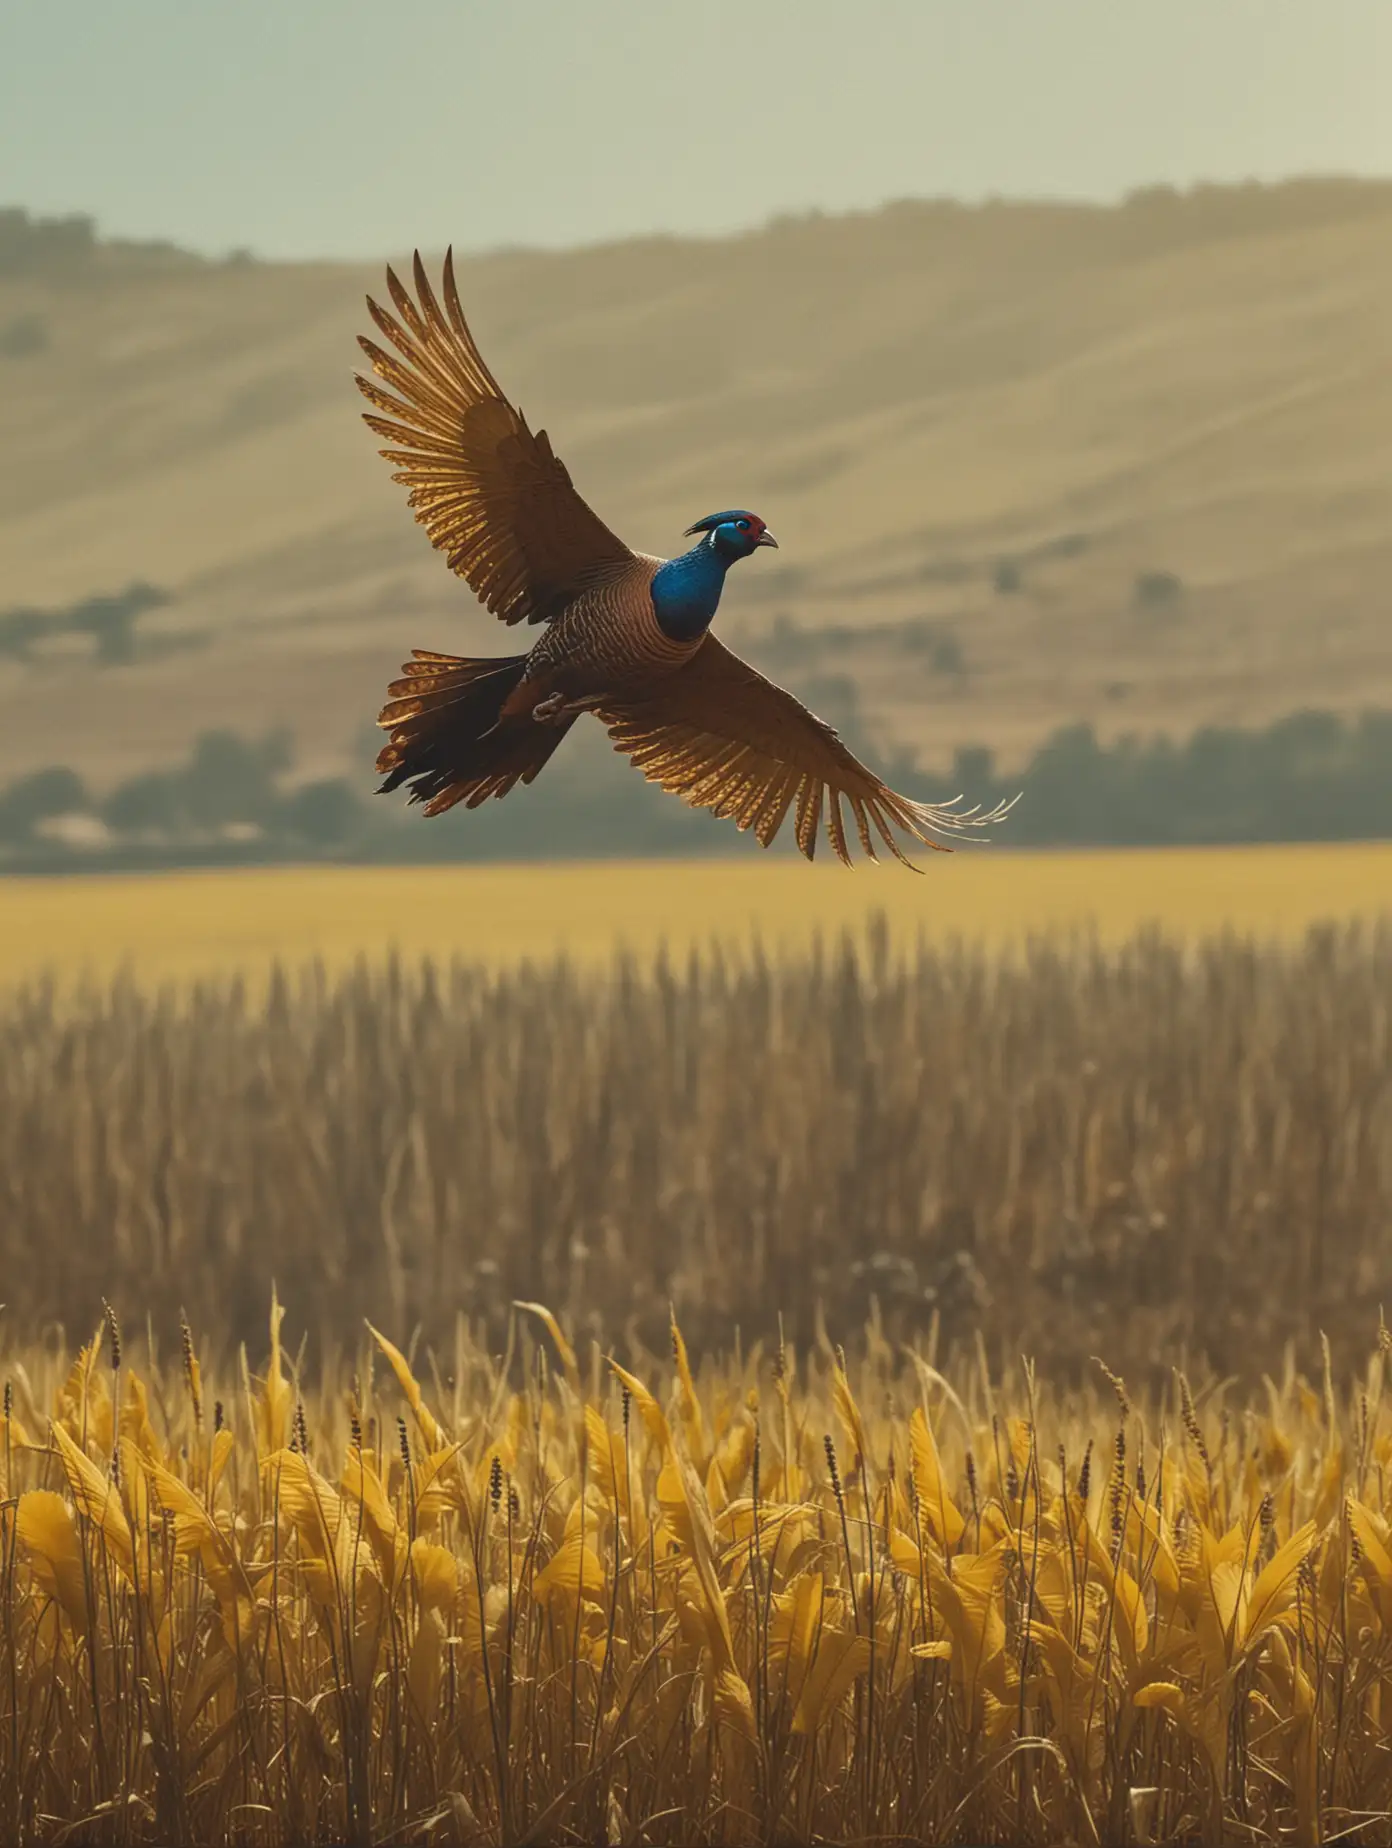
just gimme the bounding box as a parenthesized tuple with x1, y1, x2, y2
(532, 692, 598, 725)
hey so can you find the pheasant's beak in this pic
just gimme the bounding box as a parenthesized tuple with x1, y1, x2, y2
(755, 529, 779, 549)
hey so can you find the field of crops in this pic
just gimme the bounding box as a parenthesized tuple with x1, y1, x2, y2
(0, 1298, 1389, 1844)
(4, 841, 1392, 986)
(4, 913, 1389, 1375)
(4, 850, 1392, 1841)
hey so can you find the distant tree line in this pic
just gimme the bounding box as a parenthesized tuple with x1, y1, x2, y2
(1, 705, 1388, 872)
(0, 727, 735, 871)
(0, 206, 199, 275)
(946, 709, 1392, 846)
(0, 208, 98, 274)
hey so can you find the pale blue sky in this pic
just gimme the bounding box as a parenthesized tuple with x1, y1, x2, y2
(4, 0, 1390, 259)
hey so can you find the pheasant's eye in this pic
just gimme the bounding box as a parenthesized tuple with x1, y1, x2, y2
(737, 519, 749, 531)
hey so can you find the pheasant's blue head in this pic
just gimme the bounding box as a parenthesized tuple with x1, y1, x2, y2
(684, 509, 779, 562)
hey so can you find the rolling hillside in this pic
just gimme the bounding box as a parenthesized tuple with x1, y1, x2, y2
(2, 179, 1392, 793)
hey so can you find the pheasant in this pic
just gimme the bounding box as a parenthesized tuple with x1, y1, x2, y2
(355, 251, 1012, 866)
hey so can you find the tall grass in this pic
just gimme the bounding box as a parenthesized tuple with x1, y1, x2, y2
(1, 1302, 1390, 1844)
(2, 920, 1389, 1375)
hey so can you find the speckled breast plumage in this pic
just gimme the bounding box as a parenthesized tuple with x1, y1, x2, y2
(526, 555, 699, 695)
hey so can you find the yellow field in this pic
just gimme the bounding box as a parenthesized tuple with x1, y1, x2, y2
(3, 841, 1392, 987)
(0, 1301, 1387, 1843)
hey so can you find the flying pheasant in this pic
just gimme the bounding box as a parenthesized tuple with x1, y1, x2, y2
(355, 252, 1011, 866)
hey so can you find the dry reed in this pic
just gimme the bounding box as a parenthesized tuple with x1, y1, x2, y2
(2, 919, 1390, 1377)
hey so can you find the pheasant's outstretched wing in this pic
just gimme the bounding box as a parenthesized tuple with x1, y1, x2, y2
(599, 635, 1015, 867)
(355, 249, 634, 625)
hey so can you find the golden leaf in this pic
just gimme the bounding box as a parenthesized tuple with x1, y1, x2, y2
(51, 1423, 133, 1581)
(609, 1361, 670, 1452)
(16, 1490, 89, 1636)
(532, 1531, 605, 1606)
(514, 1301, 581, 1396)
(909, 1407, 965, 1548)
(366, 1322, 446, 1452)
(256, 1289, 294, 1459)
(410, 1539, 459, 1617)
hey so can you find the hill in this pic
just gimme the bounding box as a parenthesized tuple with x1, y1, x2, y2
(2, 180, 1392, 795)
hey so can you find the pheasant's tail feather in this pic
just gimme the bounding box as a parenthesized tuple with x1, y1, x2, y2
(875, 788, 1023, 862)
(376, 649, 566, 816)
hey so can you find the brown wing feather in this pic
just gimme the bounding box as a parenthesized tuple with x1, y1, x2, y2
(355, 249, 634, 625)
(599, 635, 1015, 868)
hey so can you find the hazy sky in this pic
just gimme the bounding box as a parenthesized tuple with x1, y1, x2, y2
(5, 0, 1391, 260)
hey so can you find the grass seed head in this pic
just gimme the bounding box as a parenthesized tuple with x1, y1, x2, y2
(180, 1311, 203, 1427)
(1178, 1373, 1209, 1464)
(102, 1300, 121, 1372)
(1094, 1356, 1131, 1420)
(824, 1433, 843, 1503)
